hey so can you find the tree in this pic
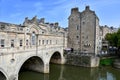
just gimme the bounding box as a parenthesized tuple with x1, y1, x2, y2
(105, 33, 118, 47)
(105, 28, 120, 47)
(117, 29, 120, 47)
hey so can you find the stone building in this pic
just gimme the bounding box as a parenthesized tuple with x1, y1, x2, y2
(68, 6, 101, 54)
(0, 16, 67, 50)
(0, 16, 68, 80)
(99, 25, 118, 51)
(100, 25, 118, 39)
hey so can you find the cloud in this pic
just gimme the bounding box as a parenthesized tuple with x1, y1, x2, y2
(9, 13, 22, 18)
(52, 0, 67, 5)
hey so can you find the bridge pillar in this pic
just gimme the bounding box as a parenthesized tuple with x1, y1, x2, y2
(61, 56, 66, 64)
(8, 74, 18, 80)
(44, 63, 49, 73)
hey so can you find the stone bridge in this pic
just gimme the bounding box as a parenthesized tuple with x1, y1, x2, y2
(0, 16, 67, 80)
(0, 45, 66, 80)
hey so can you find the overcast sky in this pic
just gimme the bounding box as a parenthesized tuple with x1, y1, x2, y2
(0, 0, 120, 28)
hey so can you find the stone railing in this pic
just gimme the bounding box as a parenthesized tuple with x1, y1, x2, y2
(0, 45, 64, 55)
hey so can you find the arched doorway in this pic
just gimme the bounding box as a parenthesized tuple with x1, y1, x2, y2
(0, 71, 7, 80)
(19, 56, 44, 73)
(50, 52, 62, 64)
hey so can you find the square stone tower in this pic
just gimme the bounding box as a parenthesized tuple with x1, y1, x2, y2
(68, 6, 100, 55)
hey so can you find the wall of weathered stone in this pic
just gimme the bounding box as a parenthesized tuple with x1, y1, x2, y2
(65, 54, 99, 67)
(68, 6, 101, 54)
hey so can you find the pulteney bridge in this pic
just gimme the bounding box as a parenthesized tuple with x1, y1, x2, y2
(0, 45, 66, 80)
(0, 17, 67, 80)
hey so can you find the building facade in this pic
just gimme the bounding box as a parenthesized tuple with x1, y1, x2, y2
(0, 16, 68, 80)
(99, 25, 118, 52)
(68, 6, 101, 54)
(100, 25, 118, 39)
(0, 16, 67, 51)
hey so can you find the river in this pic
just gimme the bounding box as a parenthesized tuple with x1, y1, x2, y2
(19, 64, 120, 80)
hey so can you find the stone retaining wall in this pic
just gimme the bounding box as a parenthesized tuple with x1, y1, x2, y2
(65, 54, 99, 67)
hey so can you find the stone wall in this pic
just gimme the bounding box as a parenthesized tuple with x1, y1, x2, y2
(65, 54, 99, 67)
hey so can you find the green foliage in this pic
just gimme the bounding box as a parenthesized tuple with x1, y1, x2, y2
(105, 28, 120, 47)
(117, 29, 120, 47)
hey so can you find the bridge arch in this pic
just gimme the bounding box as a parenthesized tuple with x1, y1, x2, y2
(0, 69, 8, 80)
(18, 56, 44, 73)
(17, 55, 45, 77)
(50, 51, 62, 64)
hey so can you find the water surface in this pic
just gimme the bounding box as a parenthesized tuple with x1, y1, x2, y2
(19, 64, 120, 80)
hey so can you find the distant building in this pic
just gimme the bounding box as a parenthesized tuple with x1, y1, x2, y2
(68, 6, 101, 54)
(100, 25, 118, 39)
(99, 25, 118, 51)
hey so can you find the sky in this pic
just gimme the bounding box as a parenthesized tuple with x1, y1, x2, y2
(0, 0, 120, 28)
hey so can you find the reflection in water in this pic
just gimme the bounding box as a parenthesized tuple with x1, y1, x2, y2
(19, 64, 120, 80)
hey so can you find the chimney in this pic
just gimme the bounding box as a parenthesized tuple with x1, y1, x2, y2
(55, 22, 59, 27)
(40, 18, 45, 23)
(85, 6, 90, 10)
(71, 7, 79, 14)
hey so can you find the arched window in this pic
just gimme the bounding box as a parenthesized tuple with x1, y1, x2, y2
(31, 32, 36, 45)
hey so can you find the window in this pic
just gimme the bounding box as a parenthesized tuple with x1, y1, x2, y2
(39, 40, 41, 45)
(76, 25, 79, 30)
(83, 22, 85, 25)
(76, 36, 79, 39)
(20, 27, 23, 31)
(50, 40, 52, 44)
(26, 40, 28, 46)
(86, 36, 88, 39)
(42, 40, 44, 45)
(11, 40, 14, 47)
(20, 40, 22, 46)
(56, 40, 57, 44)
(46, 40, 48, 44)
(31, 32, 36, 45)
(0, 39, 5, 47)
